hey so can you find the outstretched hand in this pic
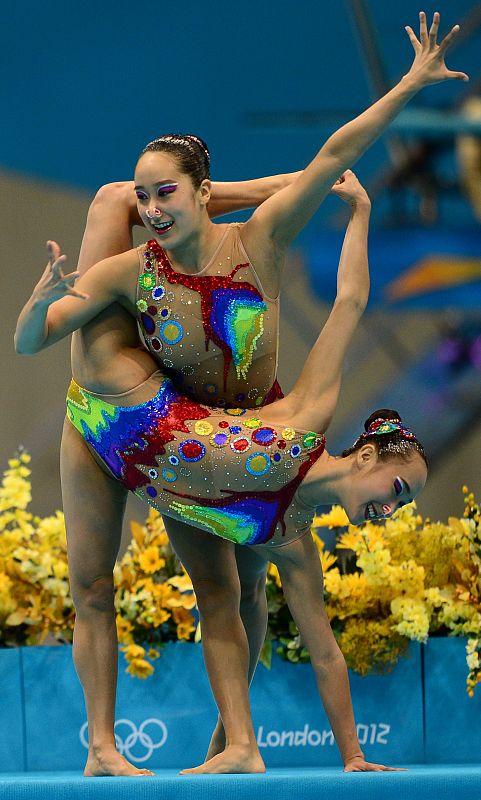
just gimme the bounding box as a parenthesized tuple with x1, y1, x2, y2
(344, 756, 407, 772)
(34, 241, 89, 304)
(330, 170, 370, 208)
(404, 11, 469, 88)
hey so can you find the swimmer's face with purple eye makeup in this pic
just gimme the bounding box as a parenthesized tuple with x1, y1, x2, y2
(134, 150, 211, 247)
(337, 445, 428, 526)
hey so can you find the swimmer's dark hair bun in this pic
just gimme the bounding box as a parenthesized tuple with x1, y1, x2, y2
(363, 409, 402, 431)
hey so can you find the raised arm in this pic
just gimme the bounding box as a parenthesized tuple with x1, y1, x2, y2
(14, 242, 134, 354)
(207, 172, 302, 217)
(279, 171, 371, 433)
(244, 12, 468, 251)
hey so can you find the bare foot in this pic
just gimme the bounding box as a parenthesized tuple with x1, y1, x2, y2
(180, 744, 265, 775)
(85, 747, 155, 777)
(204, 717, 226, 762)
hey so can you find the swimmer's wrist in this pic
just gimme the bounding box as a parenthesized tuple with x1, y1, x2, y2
(343, 751, 365, 766)
(349, 198, 371, 213)
(31, 289, 56, 309)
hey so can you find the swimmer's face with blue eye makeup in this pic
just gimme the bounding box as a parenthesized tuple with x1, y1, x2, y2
(135, 183, 178, 201)
(341, 447, 428, 526)
(394, 476, 409, 508)
(134, 150, 208, 246)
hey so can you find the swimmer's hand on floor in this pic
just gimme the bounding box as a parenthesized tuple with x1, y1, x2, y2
(343, 755, 407, 772)
(33, 241, 89, 305)
(403, 11, 468, 88)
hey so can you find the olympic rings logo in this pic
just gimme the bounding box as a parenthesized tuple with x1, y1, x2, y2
(80, 718, 168, 763)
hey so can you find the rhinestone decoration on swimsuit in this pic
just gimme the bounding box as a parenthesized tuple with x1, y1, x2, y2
(147, 239, 267, 389)
(66, 378, 325, 546)
(66, 378, 210, 489)
(135, 226, 284, 408)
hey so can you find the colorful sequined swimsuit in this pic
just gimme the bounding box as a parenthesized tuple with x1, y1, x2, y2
(66, 373, 324, 548)
(135, 223, 282, 409)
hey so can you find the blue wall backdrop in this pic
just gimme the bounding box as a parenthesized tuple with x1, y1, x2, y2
(1, 0, 476, 216)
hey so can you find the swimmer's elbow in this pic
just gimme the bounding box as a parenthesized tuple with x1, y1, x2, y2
(14, 333, 45, 355)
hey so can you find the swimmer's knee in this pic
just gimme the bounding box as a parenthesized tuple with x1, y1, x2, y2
(88, 182, 133, 216)
(71, 574, 115, 615)
(240, 573, 267, 608)
(193, 577, 241, 616)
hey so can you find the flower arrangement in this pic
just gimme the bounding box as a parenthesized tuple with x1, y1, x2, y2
(0, 451, 197, 678)
(266, 497, 481, 697)
(114, 509, 198, 678)
(0, 451, 75, 645)
(1, 452, 480, 693)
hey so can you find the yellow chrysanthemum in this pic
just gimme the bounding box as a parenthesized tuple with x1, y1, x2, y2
(168, 574, 194, 592)
(172, 607, 193, 625)
(116, 616, 134, 643)
(150, 607, 171, 627)
(0, 573, 13, 592)
(177, 621, 196, 640)
(267, 562, 282, 588)
(337, 528, 365, 552)
(126, 658, 154, 679)
(320, 550, 338, 573)
(313, 506, 349, 529)
(123, 643, 146, 661)
(138, 547, 165, 574)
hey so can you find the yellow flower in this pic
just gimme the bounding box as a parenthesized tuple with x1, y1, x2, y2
(0, 573, 12, 592)
(313, 506, 349, 529)
(172, 607, 193, 625)
(36, 512, 66, 542)
(126, 658, 154, 679)
(320, 550, 338, 573)
(152, 531, 169, 548)
(467, 651, 480, 671)
(123, 643, 146, 661)
(150, 583, 175, 607)
(357, 549, 391, 583)
(53, 561, 69, 580)
(390, 597, 430, 642)
(148, 648, 160, 660)
(138, 546, 165, 574)
(267, 563, 282, 588)
(150, 607, 171, 627)
(324, 567, 342, 597)
(130, 521, 146, 547)
(177, 621, 196, 640)
(337, 617, 408, 676)
(116, 618, 134, 645)
(168, 574, 194, 592)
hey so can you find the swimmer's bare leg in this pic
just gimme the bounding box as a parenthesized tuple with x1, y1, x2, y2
(254, 533, 402, 770)
(60, 184, 151, 777)
(76, 181, 140, 277)
(61, 421, 154, 777)
(163, 518, 266, 775)
(204, 545, 268, 761)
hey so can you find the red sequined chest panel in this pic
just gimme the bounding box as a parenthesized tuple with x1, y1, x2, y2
(135, 226, 281, 409)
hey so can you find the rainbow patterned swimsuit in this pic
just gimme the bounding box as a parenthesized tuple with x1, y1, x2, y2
(66, 376, 325, 547)
(135, 224, 282, 409)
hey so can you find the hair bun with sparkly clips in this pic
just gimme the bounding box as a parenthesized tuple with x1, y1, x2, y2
(341, 408, 427, 466)
(360, 416, 416, 440)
